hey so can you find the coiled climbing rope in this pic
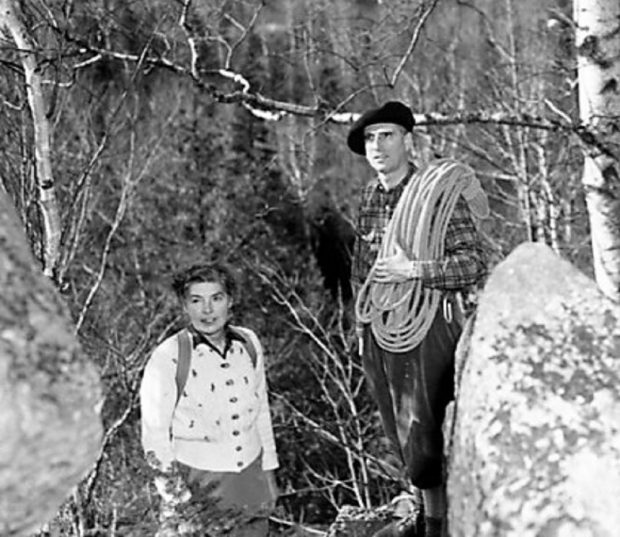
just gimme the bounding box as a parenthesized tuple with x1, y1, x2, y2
(355, 158, 480, 353)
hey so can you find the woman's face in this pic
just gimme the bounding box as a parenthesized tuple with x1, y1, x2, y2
(183, 281, 232, 340)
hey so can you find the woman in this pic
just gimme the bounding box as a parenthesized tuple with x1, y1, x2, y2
(140, 262, 279, 536)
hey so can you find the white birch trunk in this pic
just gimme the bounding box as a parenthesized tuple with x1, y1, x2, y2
(0, 0, 62, 278)
(574, 0, 620, 299)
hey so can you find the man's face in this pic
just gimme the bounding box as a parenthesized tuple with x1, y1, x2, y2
(363, 123, 411, 175)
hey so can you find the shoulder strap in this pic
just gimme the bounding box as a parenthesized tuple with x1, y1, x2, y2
(229, 325, 258, 368)
(175, 329, 192, 407)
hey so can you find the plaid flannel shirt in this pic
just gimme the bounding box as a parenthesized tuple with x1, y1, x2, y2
(353, 166, 487, 291)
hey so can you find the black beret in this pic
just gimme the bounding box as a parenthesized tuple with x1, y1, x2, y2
(347, 101, 414, 155)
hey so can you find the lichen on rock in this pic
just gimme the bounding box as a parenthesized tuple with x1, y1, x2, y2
(447, 242, 620, 537)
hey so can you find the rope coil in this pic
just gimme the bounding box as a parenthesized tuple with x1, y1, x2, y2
(355, 159, 478, 353)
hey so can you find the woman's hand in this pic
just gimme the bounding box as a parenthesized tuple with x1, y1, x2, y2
(264, 470, 279, 505)
(154, 472, 191, 506)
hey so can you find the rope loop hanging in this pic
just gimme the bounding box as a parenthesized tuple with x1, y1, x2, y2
(355, 158, 479, 353)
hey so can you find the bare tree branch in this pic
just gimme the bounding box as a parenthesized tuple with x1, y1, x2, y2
(389, 0, 440, 87)
(224, 0, 265, 69)
(56, 22, 617, 159)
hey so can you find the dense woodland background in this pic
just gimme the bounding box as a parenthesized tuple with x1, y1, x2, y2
(0, 0, 597, 534)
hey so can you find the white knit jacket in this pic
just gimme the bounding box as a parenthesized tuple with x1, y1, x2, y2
(140, 327, 279, 473)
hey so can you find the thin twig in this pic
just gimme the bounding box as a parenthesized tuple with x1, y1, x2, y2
(225, 0, 265, 69)
(271, 391, 400, 480)
(389, 0, 440, 87)
(269, 515, 327, 536)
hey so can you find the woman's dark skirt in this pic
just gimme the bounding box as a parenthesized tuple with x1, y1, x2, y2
(180, 453, 275, 536)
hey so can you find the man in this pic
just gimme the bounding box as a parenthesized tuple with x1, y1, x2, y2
(347, 101, 488, 537)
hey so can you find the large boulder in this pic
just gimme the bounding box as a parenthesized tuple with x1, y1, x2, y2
(0, 191, 102, 536)
(447, 242, 620, 536)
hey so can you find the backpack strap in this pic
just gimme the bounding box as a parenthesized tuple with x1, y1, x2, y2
(229, 325, 258, 368)
(175, 329, 192, 407)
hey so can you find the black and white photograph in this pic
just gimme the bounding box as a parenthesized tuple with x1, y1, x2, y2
(1, 1, 619, 536)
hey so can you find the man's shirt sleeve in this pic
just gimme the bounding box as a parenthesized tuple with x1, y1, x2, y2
(418, 196, 488, 290)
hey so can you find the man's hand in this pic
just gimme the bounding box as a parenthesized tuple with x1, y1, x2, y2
(356, 323, 364, 357)
(372, 244, 421, 283)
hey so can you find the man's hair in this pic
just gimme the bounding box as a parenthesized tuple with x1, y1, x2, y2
(171, 262, 237, 300)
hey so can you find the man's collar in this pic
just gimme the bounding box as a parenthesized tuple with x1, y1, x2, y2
(377, 163, 416, 192)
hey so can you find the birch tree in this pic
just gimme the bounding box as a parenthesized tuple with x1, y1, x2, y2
(0, 0, 61, 278)
(575, 0, 620, 299)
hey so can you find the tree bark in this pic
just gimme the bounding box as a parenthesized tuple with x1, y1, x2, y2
(574, 0, 620, 299)
(0, 0, 62, 278)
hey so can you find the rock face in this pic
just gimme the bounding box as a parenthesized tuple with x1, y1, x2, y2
(0, 192, 102, 536)
(447, 242, 620, 537)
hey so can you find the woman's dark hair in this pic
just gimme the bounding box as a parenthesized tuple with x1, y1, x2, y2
(171, 262, 237, 301)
